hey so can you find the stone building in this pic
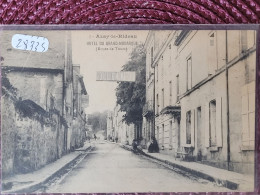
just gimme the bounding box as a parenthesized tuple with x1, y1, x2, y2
(106, 111, 114, 141)
(1, 31, 88, 178)
(144, 30, 256, 174)
(143, 31, 181, 151)
(108, 105, 135, 145)
(142, 32, 155, 147)
(70, 65, 88, 149)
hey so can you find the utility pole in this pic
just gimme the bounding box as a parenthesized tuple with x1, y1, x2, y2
(225, 30, 231, 171)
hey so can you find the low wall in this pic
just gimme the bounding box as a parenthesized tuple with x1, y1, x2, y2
(69, 116, 86, 150)
(2, 95, 66, 178)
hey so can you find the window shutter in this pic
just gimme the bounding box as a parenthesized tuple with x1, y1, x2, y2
(191, 109, 195, 147)
(248, 82, 255, 113)
(249, 112, 255, 147)
(241, 82, 255, 148)
(248, 81, 255, 147)
(204, 103, 210, 147)
(241, 85, 249, 146)
(216, 97, 222, 147)
(208, 32, 217, 75)
(181, 118, 185, 147)
(40, 78, 46, 107)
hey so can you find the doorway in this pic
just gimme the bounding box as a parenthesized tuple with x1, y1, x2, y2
(177, 118, 181, 149)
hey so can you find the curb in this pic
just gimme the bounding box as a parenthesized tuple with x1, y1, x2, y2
(3, 146, 93, 194)
(120, 145, 238, 190)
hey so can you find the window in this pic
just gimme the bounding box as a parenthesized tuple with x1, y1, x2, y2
(40, 78, 46, 106)
(241, 82, 255, 149)
(241, 31, 247, 52)
(185, 110, 196, 146)
(209, 32, 215, 46)
(137, 123, 142, 139)
(169, 44, 172, 66)
(187, 57, 192, 90)
(147, 48, 152, 80)
(151, 47, 154, 66)
(162, 124, 165, 146)
(176, 75, 179, 101)
(65, 106, 69, 115)
(208, 32, 217, 74)
(50, 96, 55, 110)
(186, 111, 191, 144)
(162, 88, 164, 108)
(196, 107, 202, 149)
(156, 64, 158, 82)
(157, 126, 159, 143)
(169, 120, 173, 148)
(156, 93, 159, 115)
(169, 81, 172, 105)
(205, 98, 222, 148)
(209, 100, 217, 147)
(161, 56, 164, 78)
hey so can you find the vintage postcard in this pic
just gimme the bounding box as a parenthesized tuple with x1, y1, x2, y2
(0, 25, 259, 193)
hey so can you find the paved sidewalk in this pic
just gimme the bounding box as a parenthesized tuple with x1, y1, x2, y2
(2, 141, 92, 194)
(121, 144, 254, 192)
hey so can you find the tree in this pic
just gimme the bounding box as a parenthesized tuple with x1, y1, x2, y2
(115, 44, 146, 125)
(87, 111, 108, 132)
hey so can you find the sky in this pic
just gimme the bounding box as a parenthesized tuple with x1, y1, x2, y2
(71, 30, 148, 114)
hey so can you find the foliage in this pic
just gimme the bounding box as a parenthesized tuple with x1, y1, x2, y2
(87, 111, 108, 132)
(115, 44, 146, 125)
(2, 71, 17, 98)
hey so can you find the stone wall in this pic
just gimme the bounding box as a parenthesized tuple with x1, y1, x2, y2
(2, 93, 66, 178)
(69, 116, 86, 150)
(1, 95, 16, 178)
(6, 70, 63, 114)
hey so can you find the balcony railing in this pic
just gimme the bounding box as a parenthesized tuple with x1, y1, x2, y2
(160, 105, 181, 119)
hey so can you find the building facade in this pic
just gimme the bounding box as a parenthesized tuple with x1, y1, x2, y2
(70, 65, 88, 150)
(144, 30, 256, 174)
(143, 31, 181, 152)
(106, 111, 114, 141)
(1, 31, 89, 178)
(107, 105, 135, 145)
(142, 31, 155, 147)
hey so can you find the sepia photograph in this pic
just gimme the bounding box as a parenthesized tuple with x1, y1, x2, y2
(0, 26, 258, 193)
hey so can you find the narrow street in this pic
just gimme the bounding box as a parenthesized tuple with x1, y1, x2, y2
(42, 141, 229, 193)
(1, 29, 256, 194)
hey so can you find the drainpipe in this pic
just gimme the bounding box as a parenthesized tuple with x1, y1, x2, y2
(225, 30, 231, 171)
(153, 65, 156, 140)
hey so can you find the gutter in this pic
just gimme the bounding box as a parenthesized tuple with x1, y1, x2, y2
(225, 30, 231, 171)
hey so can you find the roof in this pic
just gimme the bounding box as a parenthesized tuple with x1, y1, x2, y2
(2, 66, 64, 74)
(174, 30, 190, 46)
(79, 76, 88, 95)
